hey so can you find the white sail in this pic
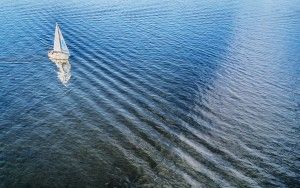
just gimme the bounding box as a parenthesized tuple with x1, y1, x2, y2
(59, 27, 69, 54)
(53, 24, 69, 55)
(53, 24, 61, 52)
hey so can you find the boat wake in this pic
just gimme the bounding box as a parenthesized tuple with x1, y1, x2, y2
(51, 59, 71, 86)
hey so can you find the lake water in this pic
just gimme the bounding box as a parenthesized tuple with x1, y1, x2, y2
(0, 0, 299, 187)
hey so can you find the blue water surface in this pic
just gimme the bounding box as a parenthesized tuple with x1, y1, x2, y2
(0, 0, 299, 187)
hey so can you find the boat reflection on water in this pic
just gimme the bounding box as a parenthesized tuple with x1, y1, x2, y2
(51, 59, 71, 86)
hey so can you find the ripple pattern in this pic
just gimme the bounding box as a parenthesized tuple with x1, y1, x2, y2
(0, 0, 299, 187)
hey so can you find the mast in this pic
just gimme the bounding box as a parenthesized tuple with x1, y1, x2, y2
(58, 25, 62, 51)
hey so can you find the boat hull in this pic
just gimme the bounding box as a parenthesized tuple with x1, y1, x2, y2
(48, 50, 69, 60)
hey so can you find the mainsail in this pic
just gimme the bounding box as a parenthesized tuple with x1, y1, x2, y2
(53, 24, 69, 54)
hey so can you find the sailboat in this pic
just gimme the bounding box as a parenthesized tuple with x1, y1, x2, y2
(48, 23, 70, 60)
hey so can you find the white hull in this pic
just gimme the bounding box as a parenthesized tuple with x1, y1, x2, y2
(48, 50, 69, 60)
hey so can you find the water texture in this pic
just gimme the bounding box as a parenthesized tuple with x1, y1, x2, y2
(0, 0, 299, 187)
